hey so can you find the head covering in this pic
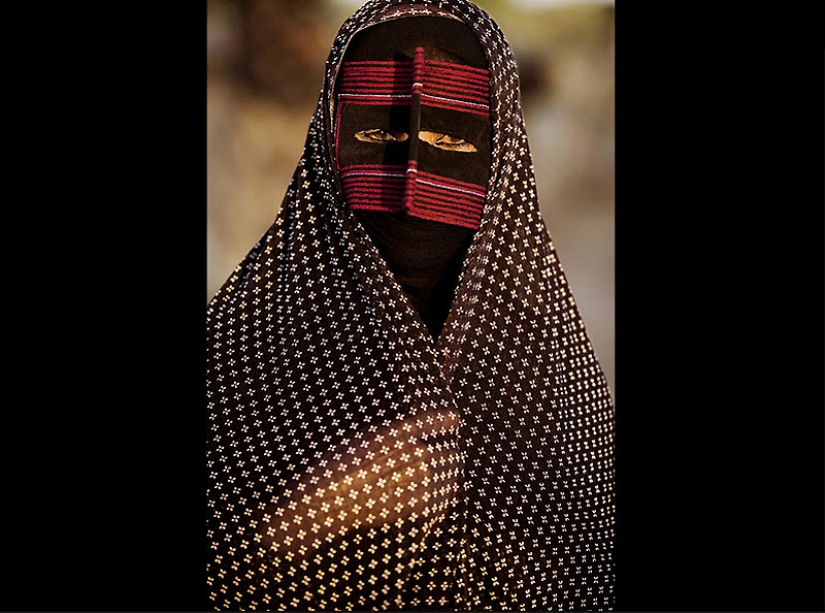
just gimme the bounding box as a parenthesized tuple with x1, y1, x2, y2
(206, 1, 615, 610)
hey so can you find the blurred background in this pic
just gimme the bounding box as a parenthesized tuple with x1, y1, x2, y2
(207, 0, 615, 393)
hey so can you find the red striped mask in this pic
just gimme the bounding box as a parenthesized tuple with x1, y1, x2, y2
(335, 33, 491, 230)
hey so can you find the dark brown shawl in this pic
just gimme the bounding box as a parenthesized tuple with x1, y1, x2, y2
(206, 1, 615, 609)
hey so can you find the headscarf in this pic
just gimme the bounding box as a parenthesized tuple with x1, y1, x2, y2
(206, 1, 616, 610)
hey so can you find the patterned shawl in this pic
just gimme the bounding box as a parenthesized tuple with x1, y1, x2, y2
(206, 1, 615, 610)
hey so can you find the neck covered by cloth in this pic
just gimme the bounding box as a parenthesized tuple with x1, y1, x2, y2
(335, 17, 491, 337)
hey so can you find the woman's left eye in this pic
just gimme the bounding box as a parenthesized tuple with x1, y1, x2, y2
(418, 131, 477, 152)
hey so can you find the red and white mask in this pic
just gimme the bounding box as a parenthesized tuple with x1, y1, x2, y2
(334, 16, 491, 230)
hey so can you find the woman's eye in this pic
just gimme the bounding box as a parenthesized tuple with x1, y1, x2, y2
(355, 129, 409, 143)
(418, 131, 477, 152)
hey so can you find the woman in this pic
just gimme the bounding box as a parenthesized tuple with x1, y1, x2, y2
(206, 1, 615, 610)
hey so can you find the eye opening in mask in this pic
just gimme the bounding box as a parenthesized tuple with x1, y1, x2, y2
(418, 130, 477, 152)
(353, 128, 477, 152)
(354, 129, 409, 143)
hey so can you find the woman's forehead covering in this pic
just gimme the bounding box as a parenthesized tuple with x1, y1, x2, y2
(343, 16, 487, 68)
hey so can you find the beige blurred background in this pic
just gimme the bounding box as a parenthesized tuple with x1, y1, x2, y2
(207, 0, 615, 393)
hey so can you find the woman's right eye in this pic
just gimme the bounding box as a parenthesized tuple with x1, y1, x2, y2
(355, 129, 409, 143)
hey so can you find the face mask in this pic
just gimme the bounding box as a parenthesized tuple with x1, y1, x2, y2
(334, 17, 491, 230)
